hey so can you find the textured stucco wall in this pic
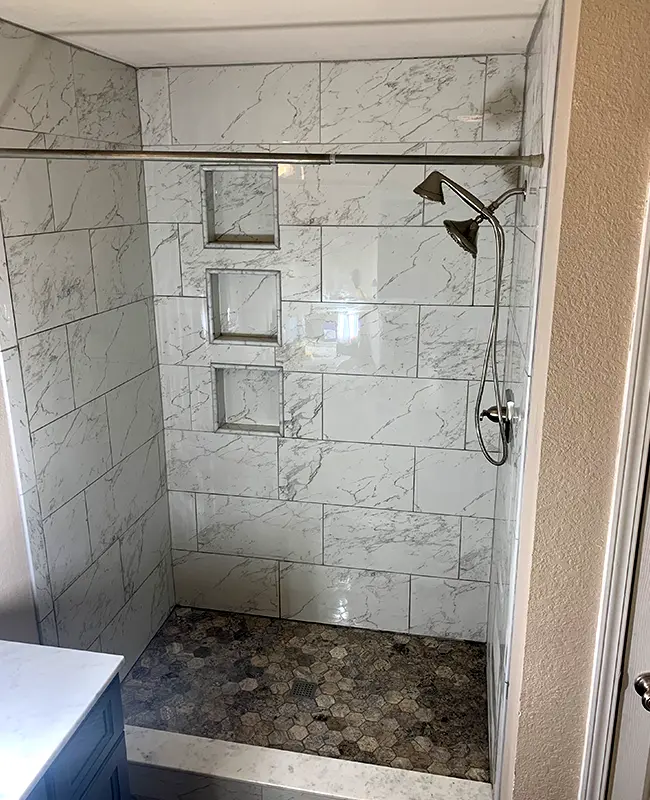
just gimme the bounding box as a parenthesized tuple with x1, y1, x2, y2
(509, 0, 650, 797)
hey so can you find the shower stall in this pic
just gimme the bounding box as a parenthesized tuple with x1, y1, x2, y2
(0, 3, 562, 798)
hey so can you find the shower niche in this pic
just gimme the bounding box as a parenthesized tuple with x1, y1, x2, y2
(207, 269, 281, 346)
(213, 364, 283, 436)
(201, 164, 280, 248)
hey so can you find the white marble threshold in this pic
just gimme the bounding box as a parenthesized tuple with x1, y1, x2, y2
(125, 725, 492, 800)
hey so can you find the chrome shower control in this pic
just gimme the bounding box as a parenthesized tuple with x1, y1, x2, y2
(479, 389, 516, 444)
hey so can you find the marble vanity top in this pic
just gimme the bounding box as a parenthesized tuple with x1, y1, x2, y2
(0, 640, 123, 800)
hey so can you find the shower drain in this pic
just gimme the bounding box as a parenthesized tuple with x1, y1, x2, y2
(291, 679, 317, 699)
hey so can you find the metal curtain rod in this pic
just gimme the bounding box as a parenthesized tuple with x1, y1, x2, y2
(0, 147, 544, 167)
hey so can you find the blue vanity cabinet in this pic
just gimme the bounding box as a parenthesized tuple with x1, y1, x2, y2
(29, 677, 131, 800)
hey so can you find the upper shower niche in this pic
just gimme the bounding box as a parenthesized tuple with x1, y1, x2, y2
(201, 164, 280, 249)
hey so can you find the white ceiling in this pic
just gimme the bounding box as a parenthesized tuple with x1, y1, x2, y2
(0, 0, 544, 67)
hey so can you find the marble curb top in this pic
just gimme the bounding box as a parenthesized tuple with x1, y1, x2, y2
(0, 640, 123, 800)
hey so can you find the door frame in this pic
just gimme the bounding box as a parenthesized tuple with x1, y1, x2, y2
(579, 185, 650, 800)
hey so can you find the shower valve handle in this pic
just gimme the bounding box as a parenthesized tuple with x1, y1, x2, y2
(479, 390, 516, 444)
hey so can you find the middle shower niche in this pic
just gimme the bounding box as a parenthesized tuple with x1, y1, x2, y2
(207, 269, 281, 346)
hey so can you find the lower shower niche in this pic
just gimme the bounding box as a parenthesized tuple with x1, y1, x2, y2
(208, 269, 281, 346)
(214, 364, 283, 436)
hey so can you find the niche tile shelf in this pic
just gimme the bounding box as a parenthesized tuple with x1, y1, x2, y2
(213, 364, 283, 436)
(208, 269, 281, 346)
(201, 164, 280, 248)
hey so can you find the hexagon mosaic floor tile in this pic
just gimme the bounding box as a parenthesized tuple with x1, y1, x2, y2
(121, 607, 489, 781)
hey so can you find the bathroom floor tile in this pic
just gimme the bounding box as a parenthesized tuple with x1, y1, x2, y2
(121, 607, 489, 781)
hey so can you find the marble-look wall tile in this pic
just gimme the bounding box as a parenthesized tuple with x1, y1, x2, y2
(144, 162, 202, 224)
(473, 227, 515, 307)
(410, 576, 489, 641)
(169, 64, 319, 144)
(279, 438, 413, 511)
(38, 611, 58, 647)
(322, 227, 474, 306)
(90, 224, 152, 311)
(323, 374, 466, 448)
(149, 224, 181, 296)
(173, 550, 279, 616)
(278, 302, 418, 377)
(460, 518, 493, 582)
(0, 23, 77, 135)
(0, 231, 15, 349)
(6, 230, 96, 337)
(101, 556, 173, 675)
(321, 58, 485, 143)
(106, 368, 163, 461)
(465, 380, 500, 454)
(121, 496, 171, 596)
(42, 493, 92, 598)
(2, 345, 36, 492)
(418, 306, 504, 380)
(280, 162, 423, 227)
(169, 490, 197, 550)
(68, 300, 155, 405)
(21, 487, 52, 621)
(179, 224, 320, 301)
(85, 435, 164, 556)
(280, 563, 409, 632)
(166, 429, 278, 498)
(55, 541, 125, 649)
(483, 56, 526, 142)
(49, 160, 142, 231)
(138, 68, 172, 146)
(72, 49, 140, 145)
(283, 373, 322, 440)
(19, 327, 75, 431)
(415, 448, 496, 517)
(324, 505, 459, 578)
(197, 494, 322, 563)
(189, 366, 215, 432)
(159, 364, 191, 429)
(32, 397, 111, 516)
(0, 129, 53, 236)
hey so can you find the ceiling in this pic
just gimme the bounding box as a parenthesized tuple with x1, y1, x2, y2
(0, 0, 544, 67)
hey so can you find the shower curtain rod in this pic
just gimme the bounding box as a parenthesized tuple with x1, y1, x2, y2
(0, 147, 543, 167)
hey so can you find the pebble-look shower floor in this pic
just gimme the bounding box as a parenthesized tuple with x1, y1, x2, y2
(121, 608, 489, 781)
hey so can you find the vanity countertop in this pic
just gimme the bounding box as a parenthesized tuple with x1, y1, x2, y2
(0, 639, 123, 800)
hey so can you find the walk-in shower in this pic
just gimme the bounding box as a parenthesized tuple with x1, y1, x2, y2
(414, 171, 526, 466)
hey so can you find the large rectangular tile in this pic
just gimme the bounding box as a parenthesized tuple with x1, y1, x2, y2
(322, 227, 474, 305)
(32, 397, 111, 516)
(169, 64, 319, 144)
(159, 364, 191, 429)
(166, 429, 278, 498)
(49, 159, 142, 230)
(0, 232, 15, 350)
(85, 434, 164, 556)
(21, 486, 52, 621)
(460, 518, 493, 582)
(173, 550, 279, 616)
(278, 302, 418, 377)
(321, 57, 485, 143)
(138, 68, 172, 147)
(415, 448, 496, 517)
(483, 56, 526, 142)
(120, 496, 171, 596)
(323, 506, 459, 577)
(6, 230, 96, 337)
(280, 563, 409, 632)
(418, 306, 504, 380)
(197, 494, 322, 563)
(68, 300, 155, 405)
(72, 49, 140, 145)
(283, 373, 322, 440)
(279, 438, 413, 510)
(2, 345, 36, 492)
(43, 493, 92, 598)
(106, 368, 163, 461)
(55, 541, 125, 649)
(323, 375, 466, 448)
(19, 326, 75, 431)
(149, 223, 181, 296)
(409, 576, 489, 641)
(91, 224, 152, 312)
(0, 129, 53, 236)
(0, 22, 77, 135)
(101, 556, 173, 676)
(179, 224, 320, 301)
(144, 162, 202, 224)
(169, 490, 197, 550)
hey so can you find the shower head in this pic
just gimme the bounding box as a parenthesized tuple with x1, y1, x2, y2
(413, 171, 446, 203)
(443, 218, 480, 258)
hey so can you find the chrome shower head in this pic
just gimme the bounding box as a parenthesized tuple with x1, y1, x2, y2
(413, 171, 446, 203)
(443, 218, 480, 258)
